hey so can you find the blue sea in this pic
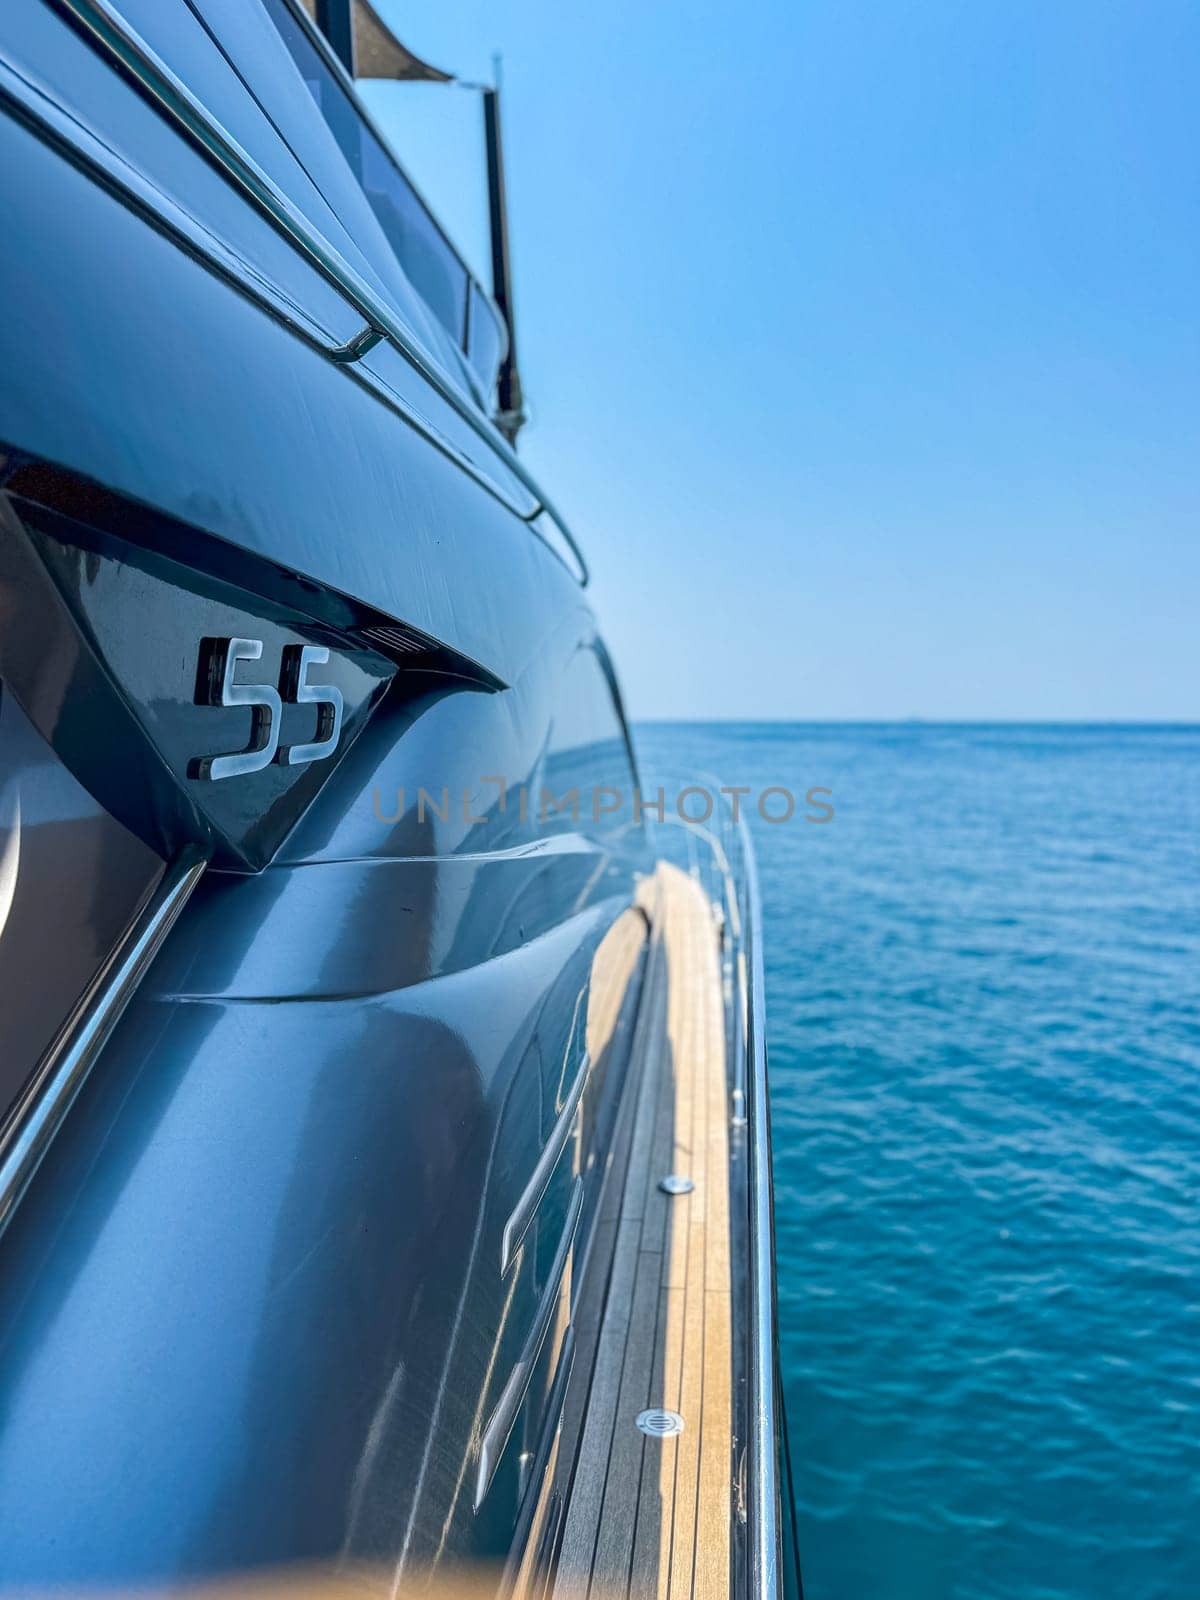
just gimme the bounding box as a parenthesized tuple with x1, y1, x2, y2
(636, 724, 1199, 1600)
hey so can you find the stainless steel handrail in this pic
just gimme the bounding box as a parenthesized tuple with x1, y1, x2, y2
(737, 815, 784, 1600)
(0, 847, 207, 1240)
(51, 0, 590, 586)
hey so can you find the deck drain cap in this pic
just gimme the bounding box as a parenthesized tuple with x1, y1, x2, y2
(658, 1174, 694, 1195)
(636, 1409, 685, 1437)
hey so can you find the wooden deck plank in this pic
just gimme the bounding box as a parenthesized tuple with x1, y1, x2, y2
(555, 1210, 640, 1586)
(621, 949, 668, 1227)
(639, 1010, 679, 1258)
(694, 1291, 732, 1600)
(695, 888, 733, 1600)
(590, 1248, 663, 1595)
(556, 926, 668, 1588)
(555, 863, 732, 1600)
(629, 1282, 684, 1600)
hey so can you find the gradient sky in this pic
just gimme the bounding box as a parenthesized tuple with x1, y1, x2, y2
(363, 0, 1198, 721)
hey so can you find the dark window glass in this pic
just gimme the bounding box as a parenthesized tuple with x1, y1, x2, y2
(467, 280, 504, 399)
(263, 0, 468, 343)
(354, 128, 467, 342)
(542, 647, 637, 834)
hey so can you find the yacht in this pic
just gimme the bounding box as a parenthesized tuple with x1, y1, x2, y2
(0, 2, 798, 1595)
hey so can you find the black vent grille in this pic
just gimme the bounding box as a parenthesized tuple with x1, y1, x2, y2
(360, 622, 427, 658)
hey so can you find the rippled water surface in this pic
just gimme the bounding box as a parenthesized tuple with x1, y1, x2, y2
(636, 724, 1199, 1600)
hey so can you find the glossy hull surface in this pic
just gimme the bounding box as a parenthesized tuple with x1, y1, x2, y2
(0, 1, 651, 1583)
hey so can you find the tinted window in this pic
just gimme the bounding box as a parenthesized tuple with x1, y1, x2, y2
(264, 0, 467, 342)
(542, 646, 637, 836)
(467, 281, 504, 399)
(354, 129, 467, 341)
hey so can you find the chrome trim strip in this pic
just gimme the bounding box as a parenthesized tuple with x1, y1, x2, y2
(475, 1175, 583, 1509)
(501, 1051, 589, 1275)
(51, 0, 589, 583)
(0, 848, 207, 1240)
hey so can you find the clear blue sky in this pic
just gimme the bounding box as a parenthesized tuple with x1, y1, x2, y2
(364, 0, 1198, 721)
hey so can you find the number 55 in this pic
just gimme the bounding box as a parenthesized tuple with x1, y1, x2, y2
(191, 637, 281, 781)
(191, 637, 344, 781)
(278, 645, 344, 767)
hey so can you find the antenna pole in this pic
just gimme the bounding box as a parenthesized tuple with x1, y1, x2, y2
(314, 0, 355, 74)
(483, 56, 525, 443)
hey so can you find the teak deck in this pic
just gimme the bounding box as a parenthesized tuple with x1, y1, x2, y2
(557, 862, 733, 1600)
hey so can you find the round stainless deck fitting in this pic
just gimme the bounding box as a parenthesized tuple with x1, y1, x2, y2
(658, 1174, 694, 1195)
(636, 1409, 685, 1438)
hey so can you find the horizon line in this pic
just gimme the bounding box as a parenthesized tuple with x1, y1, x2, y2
(631, 716, 1200, 727)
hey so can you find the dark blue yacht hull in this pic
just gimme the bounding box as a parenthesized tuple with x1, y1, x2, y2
(0, 0, 651, 1584)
